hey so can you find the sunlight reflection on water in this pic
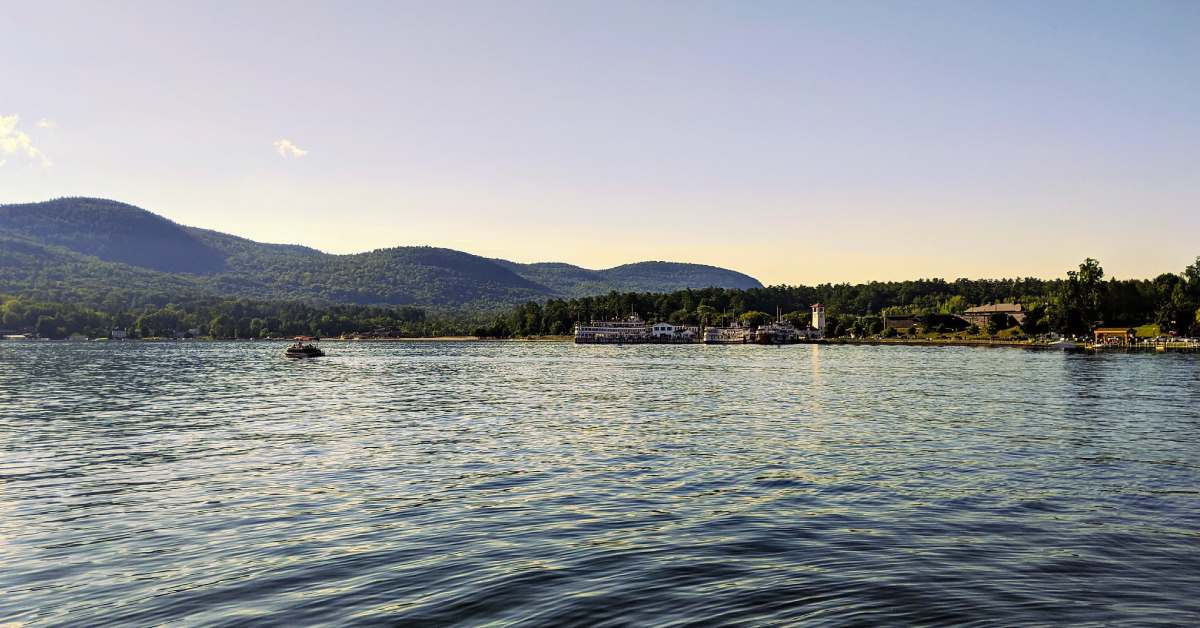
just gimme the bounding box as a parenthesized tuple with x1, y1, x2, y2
(2, 341, 1199, 625)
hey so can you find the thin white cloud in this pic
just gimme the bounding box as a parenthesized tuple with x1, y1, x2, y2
(36, 118, 57, 129)
(273, 139, 308, 158)
(0, 114, 52, 167)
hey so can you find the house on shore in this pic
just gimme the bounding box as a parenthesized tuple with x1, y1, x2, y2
(961, 303, 1026, 327)
(650, 322, 699, 342)
(883, 315, 920, 331)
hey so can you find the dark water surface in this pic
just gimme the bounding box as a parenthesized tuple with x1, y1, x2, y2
(3, 341, 1199, 626)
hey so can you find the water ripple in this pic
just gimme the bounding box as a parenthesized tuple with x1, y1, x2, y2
(2, 341, 1199, 625)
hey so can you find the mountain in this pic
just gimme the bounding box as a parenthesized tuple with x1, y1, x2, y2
(0, 197, 763, 308)
(0, 198, 226, 274)
(492, 260, 762, 298)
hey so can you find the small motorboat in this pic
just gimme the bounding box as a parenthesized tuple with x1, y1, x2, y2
(1046, 337, 1078, 350)
(284, 336, 325, 358)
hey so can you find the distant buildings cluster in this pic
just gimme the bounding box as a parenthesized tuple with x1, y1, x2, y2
(0, 327, 202, 341)
(575, 304, 826, 345)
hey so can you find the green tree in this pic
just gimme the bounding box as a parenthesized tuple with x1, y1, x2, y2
(1161, 283, 1191, 334)
(695, 304, 718, 326)
(668, 308, 693, 325)
(135, 307, 181, 337)
(1019, 304, 1049, 335)
(208, 314, 235, 338)
(1057, 257, 1105, 334)
(2, 306, 24, 329)
(939, 295, 968, 314)
(36, 315, 62, 339)
(781, 311, 808, 328)
(987, 312, 1012, 335)
(1183, 256, 1200, 293)
(739, 311, 772, 328)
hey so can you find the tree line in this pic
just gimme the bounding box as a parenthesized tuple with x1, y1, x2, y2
(482, 257, 1200, 338)
(0, 295, 450, 339)
(5, 256, 1198, 340)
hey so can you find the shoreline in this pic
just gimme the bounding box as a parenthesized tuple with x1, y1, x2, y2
(335, 335, 573, 342)
(13, 336, 1198, 352)
(818, 338, 1051, 349)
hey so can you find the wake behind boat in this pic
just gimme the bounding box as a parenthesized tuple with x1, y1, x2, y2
(1046, 335, 1079, 350)
(284, 337, 325, 358)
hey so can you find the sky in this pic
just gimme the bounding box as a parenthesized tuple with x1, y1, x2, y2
(2, 0, 1198, 285)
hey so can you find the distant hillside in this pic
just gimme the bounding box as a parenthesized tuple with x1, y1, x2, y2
(599, 261, 762, 294)
(0, 198, 226, 274)
(0, 197, 763, 309)
(495, 260, 762, 297)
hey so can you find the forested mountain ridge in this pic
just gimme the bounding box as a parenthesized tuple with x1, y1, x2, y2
(492, 259, 762, 298)
(0, 197, 763, 308)
(0, 198, 227, 274)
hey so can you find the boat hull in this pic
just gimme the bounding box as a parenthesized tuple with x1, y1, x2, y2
(284, 350, 325, 358)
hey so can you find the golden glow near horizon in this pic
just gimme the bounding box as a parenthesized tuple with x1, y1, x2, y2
(2, 3, 1197, 285)
(103, 185, 1194, 286)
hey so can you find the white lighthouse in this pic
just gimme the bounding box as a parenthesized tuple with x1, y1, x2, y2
(811, 303, 826, 337)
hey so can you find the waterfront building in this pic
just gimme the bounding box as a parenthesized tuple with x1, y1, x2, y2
(1093, 327, 1135, 346)
(650, 323, 699, 342)
(650, 322, 678, 338)
(577, 308, 824, 345)
(883, 315, 919, 331)
(962, 303, 1026, 326)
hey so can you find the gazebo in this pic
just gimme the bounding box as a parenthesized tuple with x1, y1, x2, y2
(1093, 327, 1135, 346)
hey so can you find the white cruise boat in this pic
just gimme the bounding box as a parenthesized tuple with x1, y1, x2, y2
(574, 315, 650, 344)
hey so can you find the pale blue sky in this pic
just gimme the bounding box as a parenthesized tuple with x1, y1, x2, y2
(3, 1, 1198, 284)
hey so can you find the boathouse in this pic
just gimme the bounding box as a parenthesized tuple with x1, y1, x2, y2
(1093, 327, 1135, 345)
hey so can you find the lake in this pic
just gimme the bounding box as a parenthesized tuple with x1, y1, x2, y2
(2, 341, 1198, 625)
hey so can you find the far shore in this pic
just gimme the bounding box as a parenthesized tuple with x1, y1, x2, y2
(12, 336, 1198, 352)
(332, 335, 573, 342)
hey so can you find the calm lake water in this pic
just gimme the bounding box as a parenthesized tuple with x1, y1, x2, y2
(2, 341, 1199, 625)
